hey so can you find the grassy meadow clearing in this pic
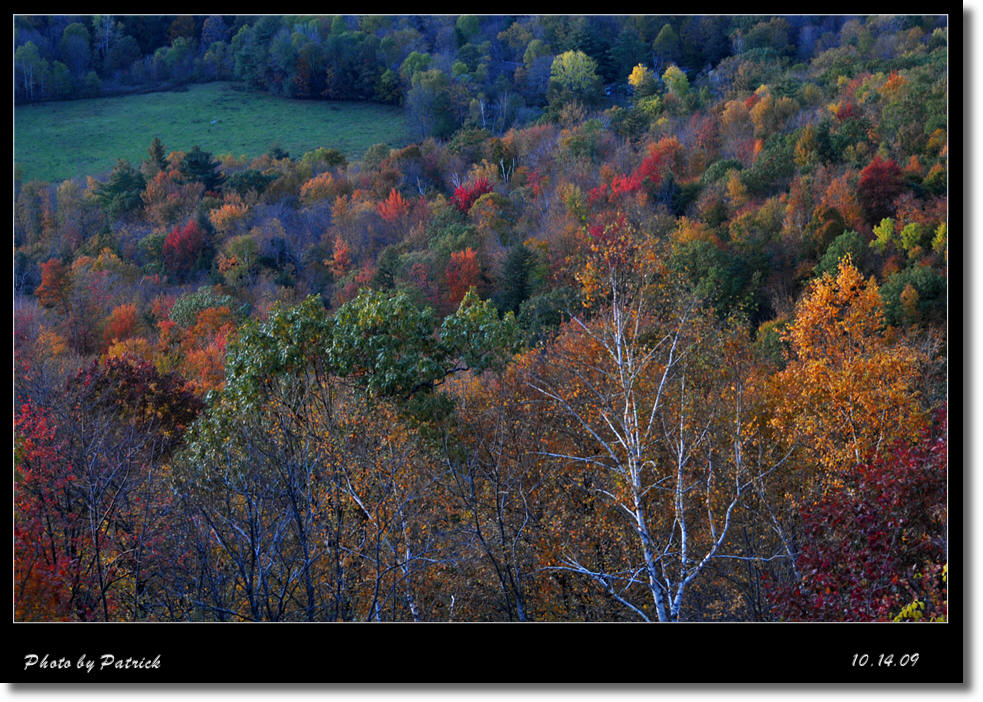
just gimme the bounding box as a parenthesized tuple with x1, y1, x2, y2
(14, 81, 411, 183)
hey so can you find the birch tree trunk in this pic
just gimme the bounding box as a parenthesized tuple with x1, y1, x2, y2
(530, 260, 793, 621)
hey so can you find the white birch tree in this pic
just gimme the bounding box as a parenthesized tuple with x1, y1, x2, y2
(529, 221, 794, 621)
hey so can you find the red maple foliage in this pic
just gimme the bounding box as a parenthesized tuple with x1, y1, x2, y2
(16, 358, 204, 621)
(835, 101, 859, 122)
(102, 303, 138, 349)
(590, 137, 679, 207)
(857, 156, 906, 225)
(451, 177, 493, 213)
(764, 407, 947, 621)
(15, 401, 82, 621)
(445, 247, 481, 305)
(162, 220, 206, 276)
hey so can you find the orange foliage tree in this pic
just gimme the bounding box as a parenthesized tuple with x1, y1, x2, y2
(770, 256, 927, 489)
(377, 188, 412, 223)
(208, 192, 250, 234)
(35, 258, 71, 312)
(142, 170, 205, 230)
(445, 247, 481, 306)
(102, 302, 138, 350)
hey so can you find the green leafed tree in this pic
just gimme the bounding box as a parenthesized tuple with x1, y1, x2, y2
(662, 63, 689, 97)
(329, 288, 519, 401)
(174, 294, 443, 622)
(59, 22, 92, 78)
(549, 50, 603, 109)
(15, 42, 48, 101)
(405, 69, 458, 139)
(652, 23, 680, 65)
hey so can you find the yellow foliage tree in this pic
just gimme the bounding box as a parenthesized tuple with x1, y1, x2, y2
(627, 64, 657, 97)
(106, 336, 154, 361)
(209, 193, 250, 234)
(771, 257, 927, 487)
(299, 171, 341, 204)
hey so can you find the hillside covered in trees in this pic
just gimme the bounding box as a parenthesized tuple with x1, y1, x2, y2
(14, 14, 948, 623)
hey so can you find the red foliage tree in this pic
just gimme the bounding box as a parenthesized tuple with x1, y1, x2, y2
(694, 113, 720, 151)
(68, 356, 204, 443)
(451, 177, 493, 213)
(633, 137, 680, 186)
(445, 247, 482, 306)
(835, 101, 859, 122)
(162, 220, 207, 277)
(610, 172, 643, 198)
(102, 303, 138, 349)
(857, 156, 906, 225)
(15, 401, 82, 620)
(590, 137, 680, 207)
(15, 356, 204, 621)
(764, 408, 947, 621)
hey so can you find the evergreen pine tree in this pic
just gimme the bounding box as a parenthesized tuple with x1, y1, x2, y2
(179, 145, 226, 192)
(652, 23, 680, 65)
(95, 159, 146, 219)
(144, 135, 168, 176)
(495, 243, 534, 315)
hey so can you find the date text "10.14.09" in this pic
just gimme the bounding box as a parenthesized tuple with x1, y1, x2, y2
(851, 653, 920, 668)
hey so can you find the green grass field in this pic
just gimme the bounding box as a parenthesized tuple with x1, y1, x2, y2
(15, 82, 412, 183)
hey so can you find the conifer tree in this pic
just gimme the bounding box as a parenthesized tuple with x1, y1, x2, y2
(143, 136, 168, 176)
(178, 145, 225, 193)
(495, 244, 534, 315)
(95, 159, 145, 218)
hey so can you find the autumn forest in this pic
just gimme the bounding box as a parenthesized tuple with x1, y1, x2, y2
(14, 14, 948, 623)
